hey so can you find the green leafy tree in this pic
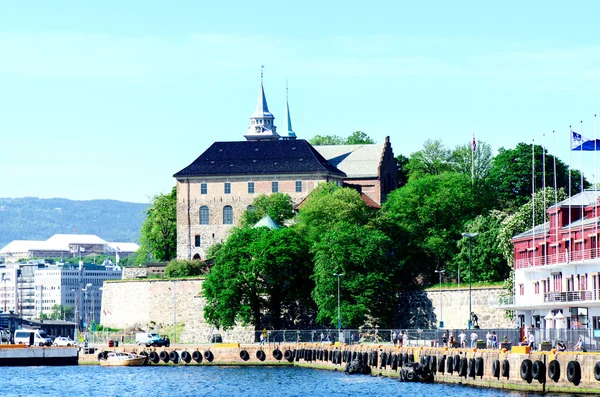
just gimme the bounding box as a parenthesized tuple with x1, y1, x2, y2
(205, 243, 223, 260)
(309, 135, 345, 145)
(164, 260, 210, 278)
(203, 227, 313, 330)
(137, 186, 177, 264)
(311, 222, 397, 328)
(39, 313, 49, 321)
(452, 211, 509, 283)
(487, 143, 587, 209)
(239, 193, 295, 227)
(382, 172, 487, 284)
(346, 131, 375, 145)
(406, 139, 452, 180)
(396, 154, 409, 188)
(450, 140, 493, 181)
(296, 183, 373, 243)
(50, 304, 74, 321)
(309, 131, 375, 146)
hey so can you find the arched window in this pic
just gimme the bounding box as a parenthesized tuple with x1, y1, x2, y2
(223, 206, 233, 225)
(200, 206, 209, 225)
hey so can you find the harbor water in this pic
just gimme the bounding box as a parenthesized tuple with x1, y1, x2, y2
(2, 366, 580, 397)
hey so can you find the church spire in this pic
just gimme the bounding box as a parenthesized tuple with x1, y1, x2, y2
(245, 66, 279, 141)
(282, 80, 297, 140)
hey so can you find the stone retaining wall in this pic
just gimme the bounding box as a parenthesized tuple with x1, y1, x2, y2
(100, 279, 254, 343)
(397, 287, 515, 329)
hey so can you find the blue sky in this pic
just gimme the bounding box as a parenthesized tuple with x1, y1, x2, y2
(1, 1, 600, 203)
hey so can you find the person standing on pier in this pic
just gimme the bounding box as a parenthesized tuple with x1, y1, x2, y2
(470, 330, 478, 348)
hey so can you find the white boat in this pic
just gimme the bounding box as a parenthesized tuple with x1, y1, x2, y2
(99, 352, 146, 367)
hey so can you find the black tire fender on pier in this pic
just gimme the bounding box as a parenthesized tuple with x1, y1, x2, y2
(467, 358, 475, 378)
(159, 351, 170, 363)
(475, 357, 484, 377)
(548, 360, 560, 382)
(531, 360, 545, 381)
(594, 362, 600, 381)
(567, 361, 581, 384)
(180, 351, 191, 364)
(192, 350, 203, 363)
(459, 357, 468, 377)
(501, 359, 510, 378)
(420, 354, 428, 365)
(437, 356, 445, 374)
(492, 359, 500, 379)
(256, 350, 266, 361)
(387, 351, 392, 366)
(380, 352, 387, 368)
(403, 353, 409, 366)
(283, 349, 293, 362)
(454, 355, 461, 373)
(240, 350, 250, 361)
(520, 359, 532, 381)
(272, 349, 282, 361)
(391, 354, 399, 371)
(446, 356, 453, 374)
(169, 351, 179, 363)
(149, 351, 159, 364)
(204, 350, 214, 362)
(429, 355, 437, 373)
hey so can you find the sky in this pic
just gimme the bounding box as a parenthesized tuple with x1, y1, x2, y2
(1, 1, 600, 203)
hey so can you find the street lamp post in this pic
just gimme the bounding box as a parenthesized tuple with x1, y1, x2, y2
(434, 269, 445, 328)
(461, 232, 478, 329)
(333, 273, 344, 342)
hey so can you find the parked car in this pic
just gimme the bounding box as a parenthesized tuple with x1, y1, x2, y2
(54, 336, 77, 347)
(210, 334, 223, 343)
(146, 334, 170, 347)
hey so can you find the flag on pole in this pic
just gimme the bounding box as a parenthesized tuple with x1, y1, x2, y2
(472, 133, 477, 152)
(571, 129, 600, 151)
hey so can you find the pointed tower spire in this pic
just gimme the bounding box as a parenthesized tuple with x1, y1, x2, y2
(245, 66, 279, 141)
(282, 80, 297, 140)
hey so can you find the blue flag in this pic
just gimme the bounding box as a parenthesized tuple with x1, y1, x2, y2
(571, 129, 600, 151)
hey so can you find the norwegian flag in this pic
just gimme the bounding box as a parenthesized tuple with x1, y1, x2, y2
(472, 133, 477, 152)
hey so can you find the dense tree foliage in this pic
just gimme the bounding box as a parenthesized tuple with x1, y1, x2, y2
(137, 187, 177, 264)
(203, 227, 313, 330)
(296, 183, 374, 242)
(50, 304, 74, 321)
(396, 154, 409, 188)
(382, 172, 488, 284)
(239, 193, 295, 227)
(450, 140, 493, 181)
(487, 143, 588, 209)
(164, 259, 211, 278)
(309, 131, 375, 146)
(311, 222, 397, 328)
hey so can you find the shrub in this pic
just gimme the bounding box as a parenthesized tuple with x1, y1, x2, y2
(164, 260, 210, 278)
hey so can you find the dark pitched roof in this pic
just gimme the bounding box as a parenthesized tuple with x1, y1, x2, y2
(174, 139, 346, 178)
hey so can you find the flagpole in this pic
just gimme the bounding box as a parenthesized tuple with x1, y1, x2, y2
(553, 131, 559, 264)
(581, 121, 584, 256)
(569, 126, 572, 261)
(471, 132, 475, 185)
(532, 139, 536, 262)
(595, 114, 598, 259)
(543, 133, 547, 264)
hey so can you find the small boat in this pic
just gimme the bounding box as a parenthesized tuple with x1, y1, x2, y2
(99, 352, 146, 367)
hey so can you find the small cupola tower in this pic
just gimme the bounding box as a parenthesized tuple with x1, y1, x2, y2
(244, 67, 280, 141)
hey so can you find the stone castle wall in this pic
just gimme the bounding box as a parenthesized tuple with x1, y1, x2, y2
(396, 287, 515, 330)
(100, 278, 254, 343)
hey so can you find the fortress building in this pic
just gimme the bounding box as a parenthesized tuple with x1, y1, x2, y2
(173, 76, 397, 260)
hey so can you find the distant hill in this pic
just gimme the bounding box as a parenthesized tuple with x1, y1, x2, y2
(0, 198, 148, 248)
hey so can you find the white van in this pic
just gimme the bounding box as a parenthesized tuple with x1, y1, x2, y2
(14, 329, 53, 346)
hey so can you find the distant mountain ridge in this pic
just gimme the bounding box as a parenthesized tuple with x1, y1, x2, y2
(0, 197, 148, 248)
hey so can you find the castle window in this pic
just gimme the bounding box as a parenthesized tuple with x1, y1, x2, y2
(200, 206, 209, 225)
(223, 206, 233, 225)
(201, 183, 207, 195)
(224, 182, 231, 194)
(194, 235, 201, 247)
(247, 205, 254, 212)
(272, 181, 278, 193)
(248, 181, 254, 194)
(295, 180, 302, 193)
